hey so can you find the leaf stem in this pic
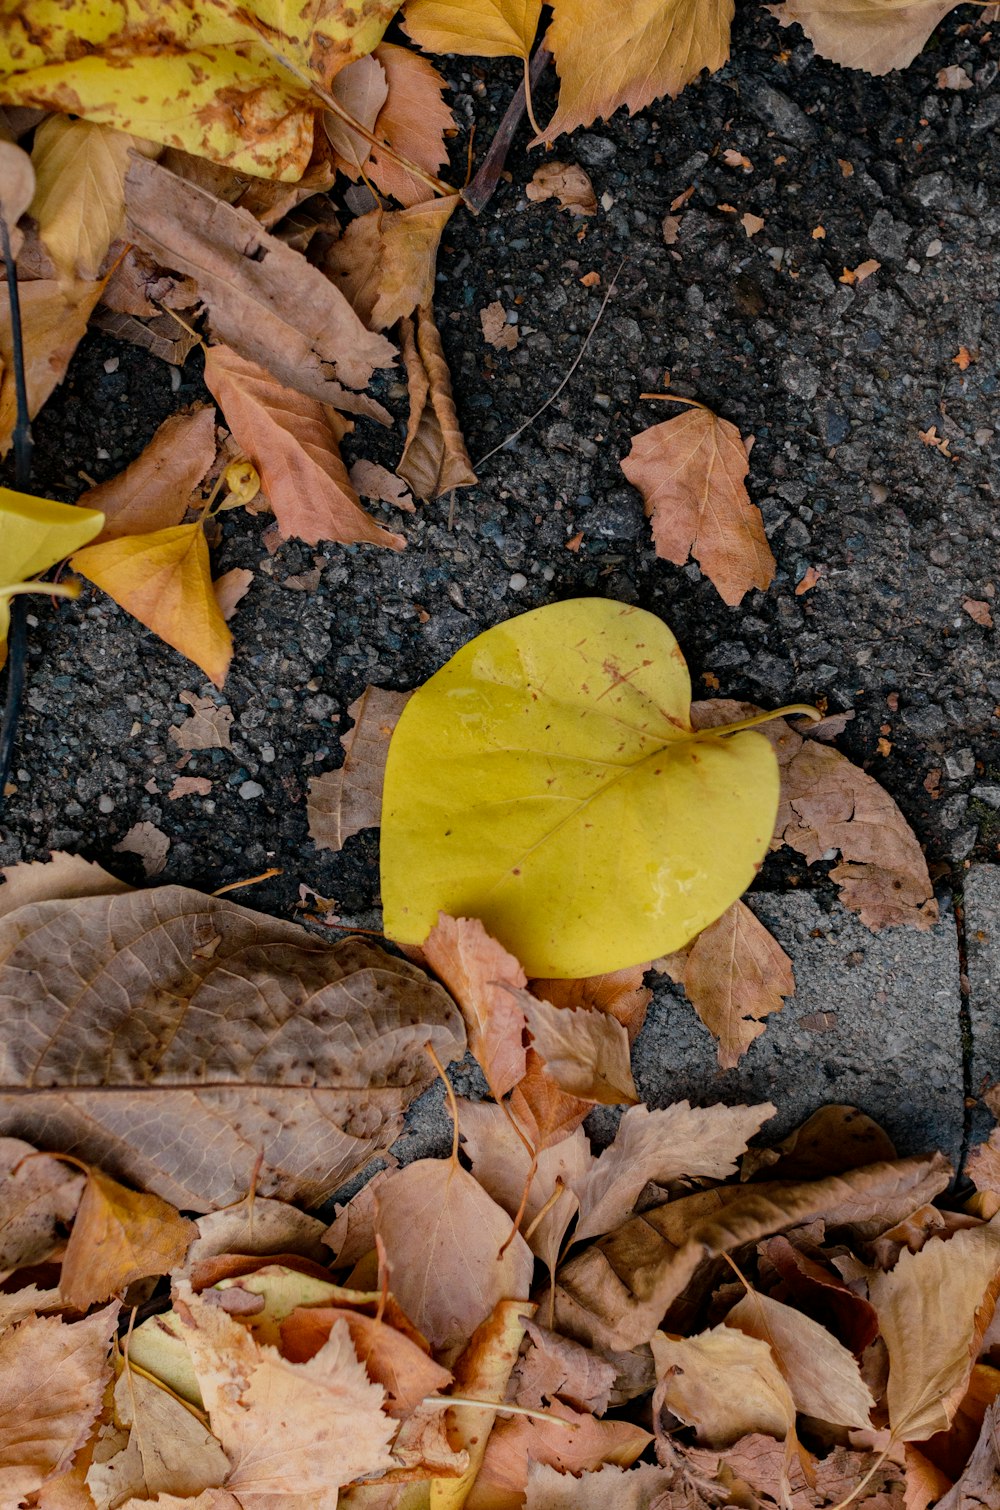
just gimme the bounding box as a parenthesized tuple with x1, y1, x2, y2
(421, 1394, 580, 1426)
(639, 391, 710, 411)
(426, 1040, 461, 1163)
(700, 703, 821, 739)
(521, 53, 545, 142)
(0, 580, 82, 604)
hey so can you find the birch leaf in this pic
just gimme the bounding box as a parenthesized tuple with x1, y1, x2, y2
(767, 0, 964, 74)
(725, 1290, 875, 1429)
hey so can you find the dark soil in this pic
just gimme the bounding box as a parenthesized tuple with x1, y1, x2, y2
(2, 6, 999, 923)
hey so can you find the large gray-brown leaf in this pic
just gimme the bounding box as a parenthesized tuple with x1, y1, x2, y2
(0, 884, 465, 1210)
(548, 1152, 952, 1353)
(125, 156, 395, 413)
(308, 687, 412, 854)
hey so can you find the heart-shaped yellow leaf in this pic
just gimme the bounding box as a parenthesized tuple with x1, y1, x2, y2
(0, 487, 105, 656)
(380, 598, 781, 978)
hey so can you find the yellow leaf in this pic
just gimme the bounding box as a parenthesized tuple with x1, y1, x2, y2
(380, 598, 780, 978)
(0, 486, 104, 654)
(60, 1166, 195, 1310)
(651, 1324, 797, 1447)
(71, 523, 233, 687)
(402, 0, 542, 59)
(0, 0, 402, 180)
(30, 116, 143, 280)
(539, 0, 733, 142)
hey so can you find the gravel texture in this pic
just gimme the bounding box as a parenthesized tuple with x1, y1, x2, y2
(965, 864, 1000, 1147)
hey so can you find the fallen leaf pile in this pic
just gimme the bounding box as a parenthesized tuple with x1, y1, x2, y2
(1, 847, 996, 1509)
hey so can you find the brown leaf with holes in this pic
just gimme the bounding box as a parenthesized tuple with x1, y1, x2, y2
(169, 690, 234, 751)
(325, 195, 459, 331)
(60, 1166, 196, 1309)
(423, 913, 528, 1100)
(308, 686, 412, 854)
(0, 1137, 84, 1272)
(77, 406, 217, 542)
(0, 880, 464, 1210)
(203, 344, 405, 550)
(526, 161, 597, 215)
(530, 967, 653, 1045)
(659, 901, 794, 1067)
(397, 304, 477, 501)
(621, 406, 775, 605)
(349, 459, 415, 513)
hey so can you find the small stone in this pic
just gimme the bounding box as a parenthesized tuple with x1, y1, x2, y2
(574, 133, 616, 167)
(926, 238, 943, 256)
(261, 746, 276, 764)
(239, 780, 264, 800)
(97, 795, 114, 814)
(944, 748, 976, 781)
(780, 357, 820, 401)
(973, 785, 1000, 811)
(508, 573, 528, 592)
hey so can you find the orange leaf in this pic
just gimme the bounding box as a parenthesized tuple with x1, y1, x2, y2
(77, 406, 217, 542)
(423, 913, 528, 1101)
(370, 42, 456, 207)
(60, 1165, 195, 1310)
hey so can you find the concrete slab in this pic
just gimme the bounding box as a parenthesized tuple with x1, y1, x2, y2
(965, 864, 1000, 1148)
(631, 893, 965, 1171)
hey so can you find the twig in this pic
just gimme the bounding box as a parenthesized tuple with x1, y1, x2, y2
(0, 208, 32, 818)
(464, 46, 552, 216)
(473, 260, 626, 471)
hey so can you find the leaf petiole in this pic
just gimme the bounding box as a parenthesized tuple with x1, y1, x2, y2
(0, 579, 82, 604)
(421, 1394, 581, 1427)
(698, 703, 822, 739)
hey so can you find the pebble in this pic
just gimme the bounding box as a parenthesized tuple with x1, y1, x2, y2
(508, 573, 528, 592)
(973, 785, 1000, 811)
(98, 795, 114, 814)
(239, 781, 264, 800)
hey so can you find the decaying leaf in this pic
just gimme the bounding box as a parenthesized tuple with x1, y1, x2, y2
(743, 1105, 897, 1183)
(381, 600, 781, 978)
(374, 1157, 534, 1355)
(279, 1305, 452, 1417)
(431, 1300, 532, 1508)
(0, 1136, 84, 1271)
(324, 53, 389, 172)
(518, 989, 639, 1105)
(540, 0, 733, 142)
(422, 913, 529, 1101)
(0, 851, 127, 920)
(202, 344, 405, 550)
(369, 43, 455, 207)
(508, 1049, 594, 1153)
(469, 1394, 652, 1506)
(71, 522, 234, 687)
(936, 1396, 1000, 1510)
(0, 277, 105, 456)
(349, 459, 415, 513)
(659, 900, 795, 1068)
(60, 1165, 196, 1309)
(515, 1318, 617, 1416)
(325, 194, 459, 330)
(397, 303, 478, 502)
(87, 1365, 230, 1508)
(113, 820, 171, 878)
(525, 1460, 676, 1509)
(652, 1324, 797, 1447)
(77, 406, 217, 542)
(213, 567, 254, 622)
(30, 116, 144, 281)
(767, 0, 964, 74)
(481, 300, 519, 351)
(0, 881, 465, 1209)
(531, 967, 653, 1045)
(309, 686, 413, 854)
(125, 157, 396, 410)
(526, 161, 597, 216)
(621, 405, 776, 606)
(169, 690, 234, 751)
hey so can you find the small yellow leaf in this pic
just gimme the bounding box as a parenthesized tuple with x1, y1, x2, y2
(381, 599, 780, 977)
(0, 487, 104, 653)
(403, 0, 543, 59)
(30, 116, 141, 281)
(60, 1166, 195, 1310)
(71, 523, 233, 686)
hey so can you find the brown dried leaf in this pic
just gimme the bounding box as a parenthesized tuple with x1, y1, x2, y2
(87, 1366, 230, 1508)
(325, 1165, 397, 1270)
(0, 851, 128, 920)
(324, 54, 389, 172)
(430, 1299, 530, 1505)
(470, 1396, 652, 1508)
(78, 407, 216, 542)
(125, 157, 396, 410)
(175, 1284, 396, 1502)
(969, 1134, 1000, 1199)
(531, 967, 652, 1046)
(203, 343, 404, 549)
(308, 687, 412, 854)
(0, 278, 104, 456)
(114, 820, 171, 877)
(508, 1049, 593, 1154)
(526, 162, 597, 216)
(213, 567, 254, 622)
(327, 196, 459, 331)
(117, 1492, 241, 1510)
(169, 690, 234, 751)
(518, 989, 638, 1106)
(549, 1153, 952, 1352)
(397, 304, 477, 501)
(279, 1306, 452, 1418)
(660, 901, 794, 1068)
(168, 775, 213, 801)
(744, 1106, 897, 1184)
(572, 1101, 774, 1244)
(99, 245, 200, 319)
(653, 1325, 797, 1447)
(480, 300, 519, 351)
(189, 1197, 330, 1266)
(621, 406, 775, 605)
(423, 914, 528, 1101)
(725, 1290, 875, 1427)
(369, 43, 455, 207)
(515, 1318, 617, 1416)
(90, 303, 203, 367)
(0, 1136, 84, 1272)
(373, 1157, 534, 1355)
(0, 1304, 118, 1506)
(60, 1166, 196, 1309)
(0, 884, 464, 1209)
(869, 1221, 1000, 1441)
(349, 459, 415, 513)
(936, 1396, 1000, 1510)
(526, 1460, 676, 1509)
(767, 0, 963, 73)
(757, 1235, 880, 1356)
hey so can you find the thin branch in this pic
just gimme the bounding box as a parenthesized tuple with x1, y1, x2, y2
(0, 207, 32, 818)
(464, 46, 552, 216)
(473, 260, 626, 470)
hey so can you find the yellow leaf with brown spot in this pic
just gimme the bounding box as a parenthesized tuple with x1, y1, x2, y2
(71, 523, 234, 686)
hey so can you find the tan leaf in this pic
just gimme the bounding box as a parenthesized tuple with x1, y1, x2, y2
(0, 1284, 66, 1334)
(168, 775, 213, 801)
(422, 913, 528, 1101)
(0, 851, 127, 920)
(349, 459, 415, 513)
(374, 1157, 534, 1355)
(0, 278, 104, 456)
(279, 1306, 452, 1417)
(125, 156, 396, 412)
(661, 900, 794, 1068)
(869, 1221, 1000, 1441)
(725, 1290, 874, 1428)
(767, 0, 962, 73)
(621, 406, 775, 606)
(969, 1133, 1000, 1198)
(202, 343, 405, 550)
(324, 53, 389, 172)
(515, 1318, 617, 1415)
(469, 1397, 651, 1508)
(0, 1136, 84, 1271)
(397, 304, 477, 501)
(174, 1286, 396, 1504)
(30, 117, 140, 281)
(525, 1460, 676, 1509)
(905, 1445, 954, 1510)
(0, 1304, 118, 1506)
(213, 567, 254, 622)
(325, 1165, 398, 1270)
(86, 1366, 230, 1508)
(652, 1324, 796, 1447)
(507, 1049, 593, 1153)
(326, 195, 459, 331)
(531, 968, 652, 1046)
(480, 300, 519, 351)
(308, 686, 412, 853)
(71, 523, 234, 687)
(0, 138, 35, 251)
(936, 1396, 1000, 1510)
(116, 1493, 241, 1510)
(526, 162, 597, 216)
(113, 820, 171, 877)
(369, 43, 456, 207)
(189, 1197, 330, 1267)
(539, 0, 732, 142)
(77, 407, 217, 542)
(549, 1152, 952, 1352)
(402, 0, 543, 58)
(60, 1166, 196, 1310)
(100, 244, 199, 320)
(518, 989, 638, 1105)
(0, 886, 464, 1210)
(571, 1100, 774, 1243)
(169, 690, 233, 751)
